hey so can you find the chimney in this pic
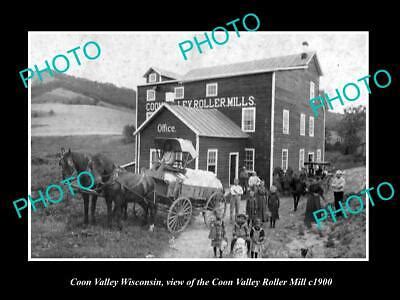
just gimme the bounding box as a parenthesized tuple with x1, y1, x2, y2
(301, 41, 309, 60)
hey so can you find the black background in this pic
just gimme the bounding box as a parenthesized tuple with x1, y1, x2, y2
(2, 0, 399, 295)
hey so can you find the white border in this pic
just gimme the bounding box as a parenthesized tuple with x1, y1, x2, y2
(28, 31, 369, 262)
(269, 72, 276, 188)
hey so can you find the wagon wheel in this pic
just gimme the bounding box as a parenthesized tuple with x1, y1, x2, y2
(167, 197, 192, 233)
(203, 191, 227, 228)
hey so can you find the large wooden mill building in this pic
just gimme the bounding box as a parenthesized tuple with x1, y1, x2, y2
(134, 51, 325, 187)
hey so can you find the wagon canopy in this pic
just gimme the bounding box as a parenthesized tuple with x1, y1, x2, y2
(154, 137, 198, 159)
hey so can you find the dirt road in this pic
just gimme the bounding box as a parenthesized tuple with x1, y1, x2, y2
(162, 166, 366, 259)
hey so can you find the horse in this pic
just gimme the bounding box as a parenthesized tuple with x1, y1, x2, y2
(58, 148, 98, 225)
(88, 153, 157, 230)
(290, 173, 307, 212)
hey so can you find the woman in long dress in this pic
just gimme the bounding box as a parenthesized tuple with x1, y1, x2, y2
(304, 179, 324, 228)
(256, 182, 268, 223)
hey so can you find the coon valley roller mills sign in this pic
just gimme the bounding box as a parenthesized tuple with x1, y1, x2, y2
(145, 95, 256, 113)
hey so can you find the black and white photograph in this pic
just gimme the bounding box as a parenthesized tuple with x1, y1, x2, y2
(28, 32, 368, 260)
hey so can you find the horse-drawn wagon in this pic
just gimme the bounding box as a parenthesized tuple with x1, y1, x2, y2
(146, 138, 227, 233)
(61, 138, 227, 233)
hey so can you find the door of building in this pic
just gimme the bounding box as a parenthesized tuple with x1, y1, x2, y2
(229, 152, 239, 186)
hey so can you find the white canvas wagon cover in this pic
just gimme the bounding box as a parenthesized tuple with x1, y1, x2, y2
(164, 168, 223, 189)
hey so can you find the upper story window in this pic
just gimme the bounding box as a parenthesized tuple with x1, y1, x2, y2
(310, 81, 315, 99)
(147, 89, 155, 101)
(283, 109, 290, 134)
(300, 113, 306, 136)
(149, 73, 157, 83)
(206, 83, 218, 97)
(165, 92, 175, 102)
(174, 87, 184, 100)
(309, 116, 314, 137)
(242, 107, 256, 132)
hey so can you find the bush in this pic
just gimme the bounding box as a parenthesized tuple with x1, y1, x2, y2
(122, 124, 136, 144)
(49, 110, 55, 116)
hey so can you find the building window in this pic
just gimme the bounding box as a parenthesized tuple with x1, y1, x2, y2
(242, 107, 256, 132)
(244, 148, 255, 172)
(310, 81, 315, 99)
(317, 149, 321, 162)
(207, 149, 218, 175)
(308, 152, 315, 163)
(300, 113, 305, 136)
(299, 149, 305, 171)
(149, 148, 160, 168)
(282, 149, 288, 171)
(206, 83, 218, 97)
(165, 92, 175, 102)
(174, 87, 184, 100)
(146, 112, 153, 119)
(147, 89, 155, 101)
(283, 109, 290, 134)
(149, 73, 157, 83)
(309, 116, 314, 137)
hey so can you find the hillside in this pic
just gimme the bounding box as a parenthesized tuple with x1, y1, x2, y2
(31, 73, 136, 110)
(31, 103, 135, 136)
(325, 111, 344, 129)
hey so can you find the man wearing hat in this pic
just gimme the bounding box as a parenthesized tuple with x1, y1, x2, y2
(331, 170, 346, 216)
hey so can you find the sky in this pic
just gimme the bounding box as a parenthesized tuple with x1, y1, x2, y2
(29, 32, 368, 113)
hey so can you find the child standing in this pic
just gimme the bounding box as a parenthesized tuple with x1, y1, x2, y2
(231, 214, 250, 255)
(208, 212, 226, 258)
(268, 185, 280, 228)
(246, 190, 257, 227)
(250, 218, 265, 258)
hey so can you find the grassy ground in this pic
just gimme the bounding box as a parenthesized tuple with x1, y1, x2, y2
(31, 135, 171, 258)
(325, 150, 365, 171)
(31, 103, 135, 136)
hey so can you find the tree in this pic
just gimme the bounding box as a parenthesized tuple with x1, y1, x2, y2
(337, 105, 366, 155)
(122, 124, 136, 144)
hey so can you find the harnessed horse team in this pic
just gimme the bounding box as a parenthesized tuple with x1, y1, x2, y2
(58, 148, 157, 230)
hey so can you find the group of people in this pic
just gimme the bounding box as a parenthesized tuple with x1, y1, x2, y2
(304, 169, 346, 228)
(208, 166, 347, 258)
(208, 167, 282, 259)
(208, 211, 266, 258)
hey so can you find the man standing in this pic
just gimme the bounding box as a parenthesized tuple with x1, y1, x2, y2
(239, 166, 249, 194)
(331, 170, 346, 216)
(230, 178, 243, 223)
(248, 171, 262, 192)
